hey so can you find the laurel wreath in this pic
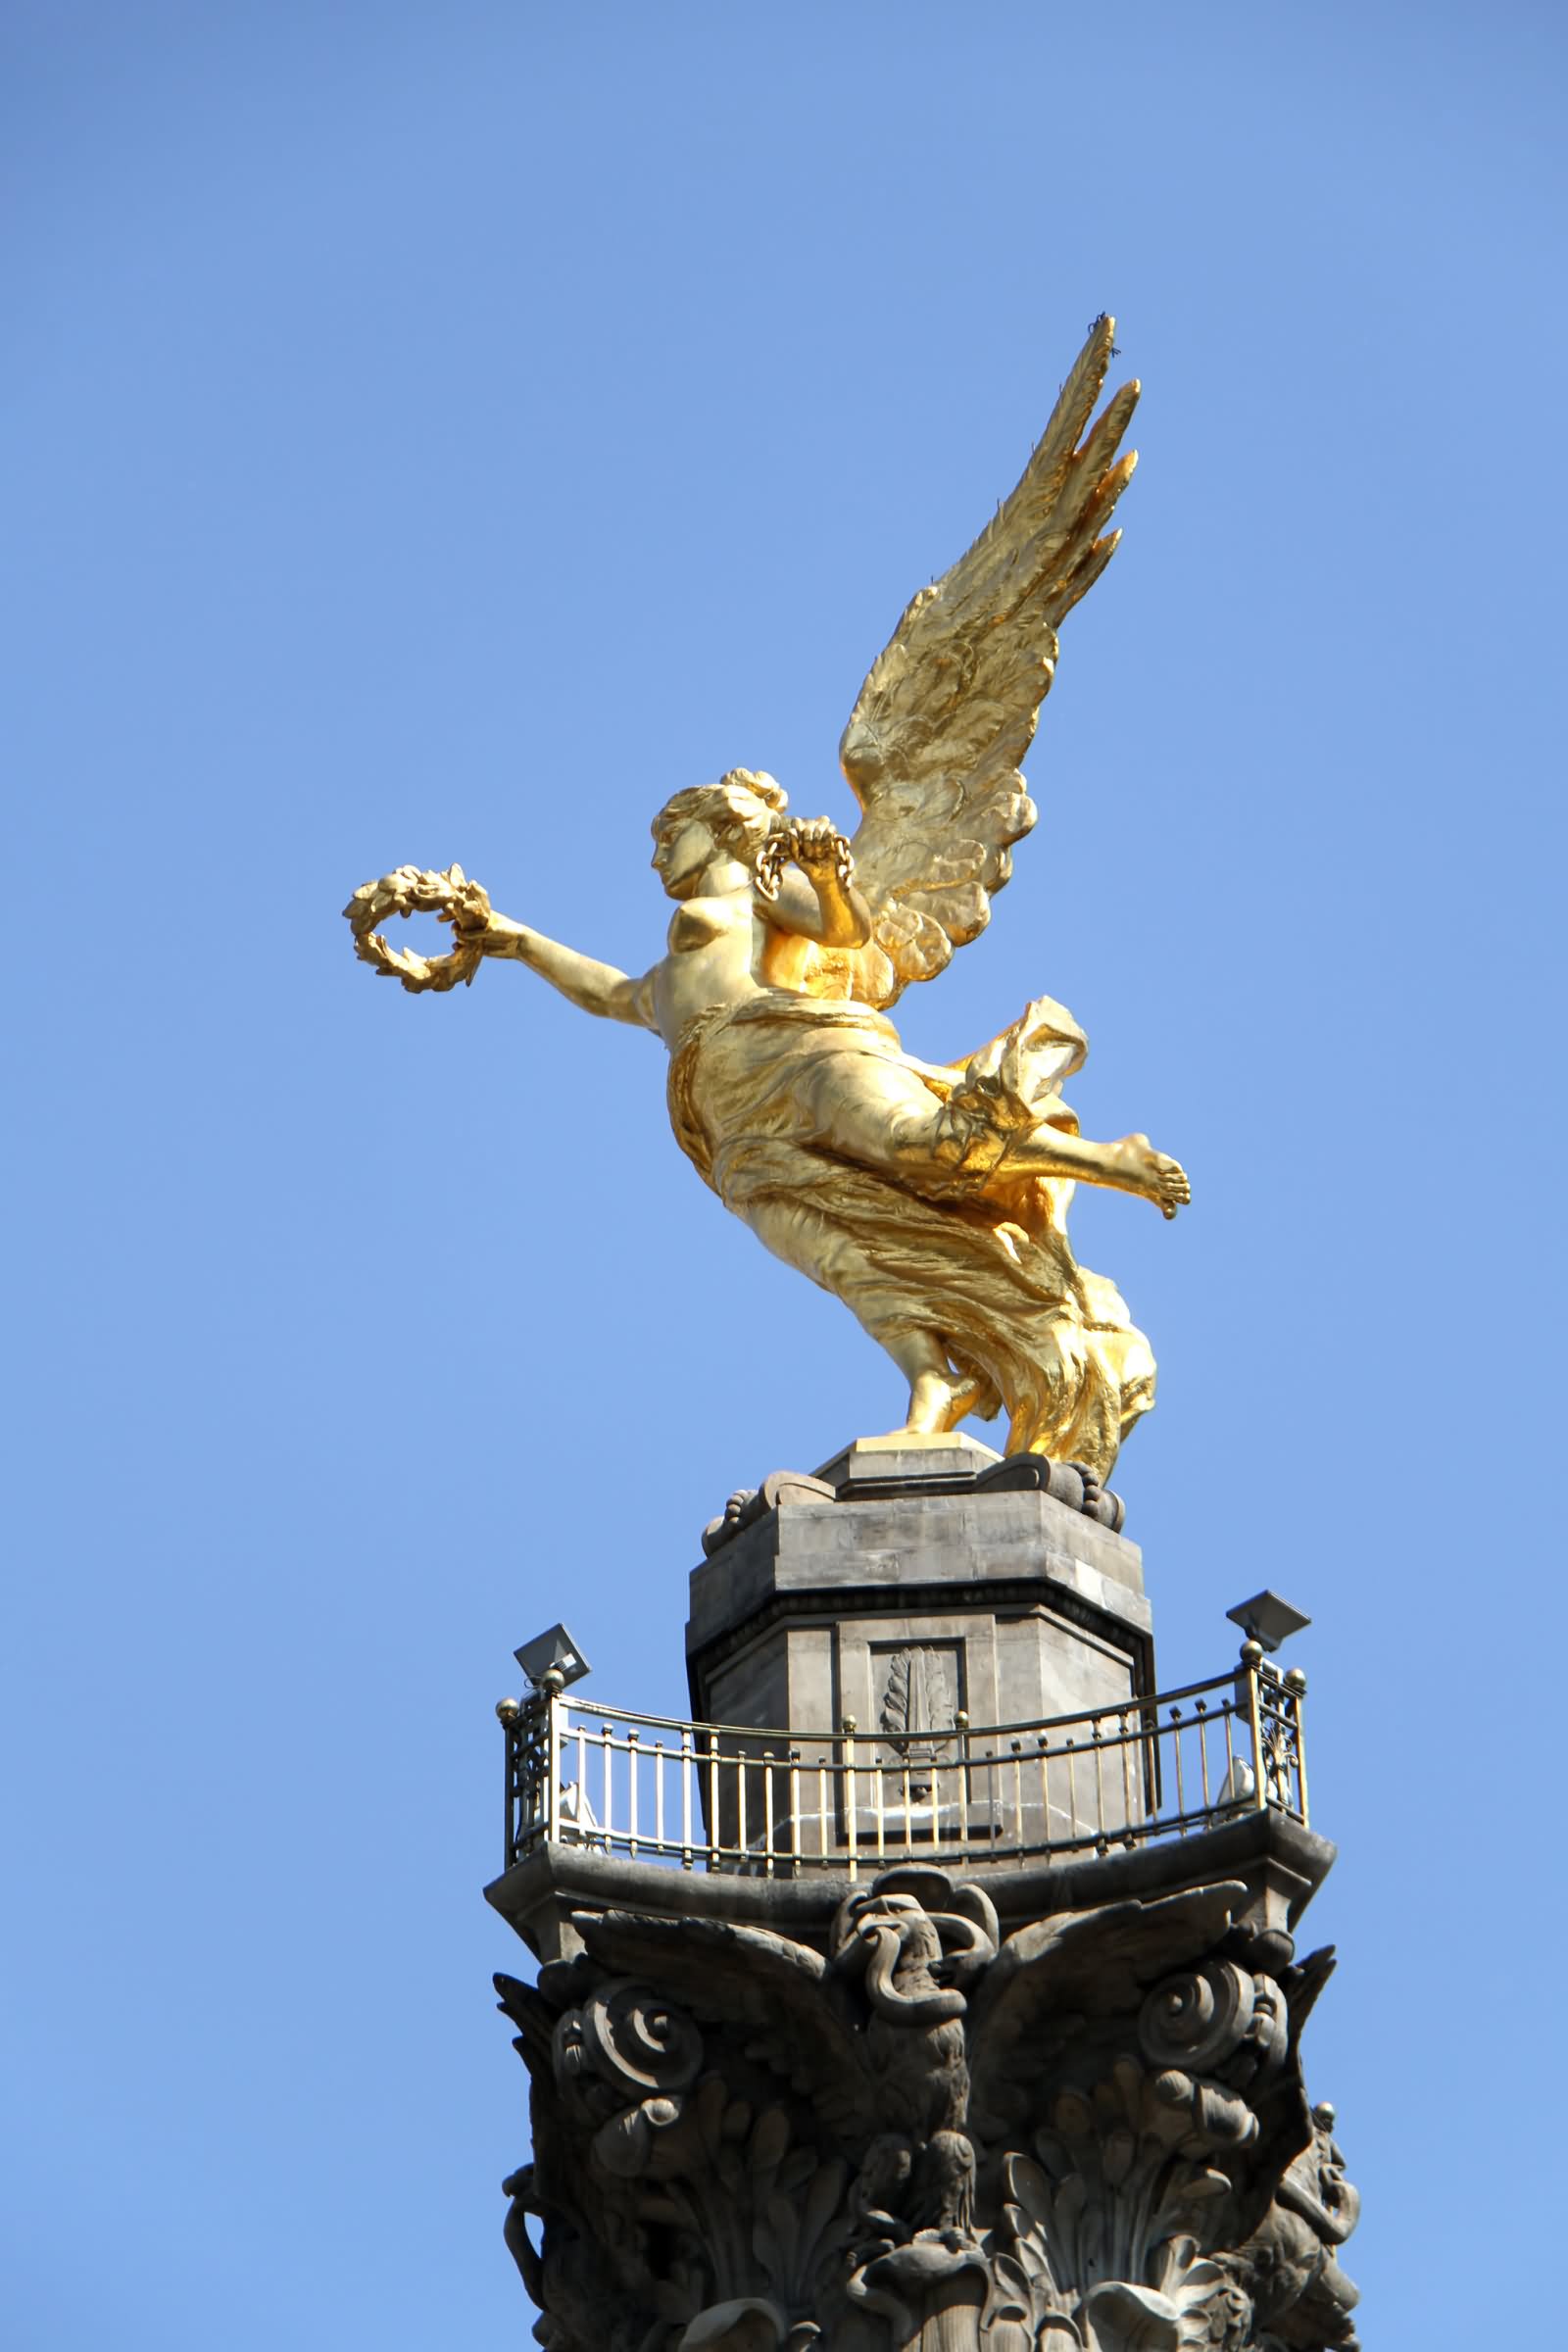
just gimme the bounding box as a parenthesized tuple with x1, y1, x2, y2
(342, 864, 492, 994)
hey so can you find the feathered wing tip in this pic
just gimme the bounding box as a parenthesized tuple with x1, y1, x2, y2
(980, 315, 1125, 545)
(1051, 523, 1122, 628)
(1039, 313, 1128, 476)
(835, 316, 1143, 1004)
(983, 324, 1140, 630)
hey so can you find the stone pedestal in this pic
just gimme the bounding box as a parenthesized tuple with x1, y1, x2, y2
(685, 1435, 1153, 1858)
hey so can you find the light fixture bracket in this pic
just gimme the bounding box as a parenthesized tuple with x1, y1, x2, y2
(1225, 1590, 1311, 1654)
(514, 1623, 591, 1690)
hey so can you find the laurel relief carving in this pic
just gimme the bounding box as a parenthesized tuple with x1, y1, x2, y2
(876, 1644, 960, 1799)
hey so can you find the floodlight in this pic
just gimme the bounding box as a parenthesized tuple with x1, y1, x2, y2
(1225, 1591, 1311, 1654)
(514, 1623, 592, 1690)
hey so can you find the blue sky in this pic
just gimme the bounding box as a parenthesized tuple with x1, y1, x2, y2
(5, 4, 1564, 2344)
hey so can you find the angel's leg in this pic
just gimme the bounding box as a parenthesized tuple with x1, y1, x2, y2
(814, 1056, 1190, 1218)
(734, 1186, 961, 1434)
(881, 1329, 957, 1435)
(984, 1128, 1192, 1220)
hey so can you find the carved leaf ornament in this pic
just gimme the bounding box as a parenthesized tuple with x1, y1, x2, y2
(879, 1647, 956, 1763)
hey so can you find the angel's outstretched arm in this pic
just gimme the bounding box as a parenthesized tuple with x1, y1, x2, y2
(462, 908, 658, 1028)
(343, 866, 659, 1019)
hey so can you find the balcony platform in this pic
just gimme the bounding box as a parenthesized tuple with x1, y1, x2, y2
(485, 1799, 1335, 1965)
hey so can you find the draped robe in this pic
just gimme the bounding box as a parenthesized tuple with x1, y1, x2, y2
(666, 990, 1154, 1478)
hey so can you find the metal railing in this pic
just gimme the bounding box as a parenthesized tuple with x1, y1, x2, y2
(496, 1643, 1307, 1880)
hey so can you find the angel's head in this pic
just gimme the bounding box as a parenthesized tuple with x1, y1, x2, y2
(651, 769, 788, 899)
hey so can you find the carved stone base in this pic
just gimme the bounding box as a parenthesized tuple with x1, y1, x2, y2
(687, 1440, 1154, 1864)
(491, 1825, 1358, 2352)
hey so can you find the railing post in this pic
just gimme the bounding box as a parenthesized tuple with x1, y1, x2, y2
(842, 1716, 858, 1882)
(1285, 1664, 1309, 1823)
(495, 1695, 522, 1869)
(541, 1669, 566, 1845)
(1240, 1641, 1267, 1812)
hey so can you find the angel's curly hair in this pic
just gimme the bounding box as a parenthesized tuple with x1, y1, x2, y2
(652, 769, 789, 864)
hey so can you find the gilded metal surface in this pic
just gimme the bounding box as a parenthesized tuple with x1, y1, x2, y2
(345, 318, 1188, 1475)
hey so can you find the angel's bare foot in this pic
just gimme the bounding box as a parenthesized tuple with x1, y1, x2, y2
(1104, 1134, 1192, 1219)
(904, 1367, 956, 1433)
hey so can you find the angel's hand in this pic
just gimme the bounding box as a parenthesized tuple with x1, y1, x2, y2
(442, 875, 494, 936)
(790, 817, 856, 882)
(439, 878, 539, 961)
(756, 819, 856, 905)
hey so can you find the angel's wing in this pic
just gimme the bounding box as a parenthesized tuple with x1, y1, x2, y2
(840, 316, 1138, 1007)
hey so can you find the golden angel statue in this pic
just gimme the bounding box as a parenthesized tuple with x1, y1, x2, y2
(346, 318, 1187, 1480)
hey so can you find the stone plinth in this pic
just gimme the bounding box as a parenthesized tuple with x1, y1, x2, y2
(688, 1434, 1152, 1727)
(685, 1435, 1153, 1856)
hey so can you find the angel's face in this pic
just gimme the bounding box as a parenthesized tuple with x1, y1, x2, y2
(653, 816, 717, 900)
